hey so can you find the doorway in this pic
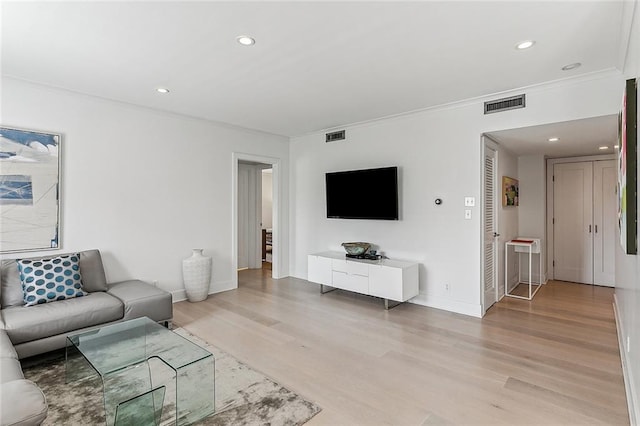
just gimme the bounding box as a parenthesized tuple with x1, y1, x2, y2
(232, 153, 280, 288)
(548, 157, 616, 287)
(482, 115, 618, 314)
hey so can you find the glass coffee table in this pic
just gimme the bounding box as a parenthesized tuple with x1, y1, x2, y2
(66, 317, 214, 426)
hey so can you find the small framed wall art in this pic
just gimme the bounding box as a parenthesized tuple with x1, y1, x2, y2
(0, 126, 61, 253)
(502, 176, 519, 207)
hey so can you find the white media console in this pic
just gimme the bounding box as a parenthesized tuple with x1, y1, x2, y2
(307, 251, 419, 309)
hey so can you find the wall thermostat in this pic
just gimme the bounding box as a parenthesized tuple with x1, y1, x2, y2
(435, 198, 443, 205)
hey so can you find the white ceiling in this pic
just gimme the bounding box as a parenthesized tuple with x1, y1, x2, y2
(486, 115, 619, 158)
(0, 1, 630, 137)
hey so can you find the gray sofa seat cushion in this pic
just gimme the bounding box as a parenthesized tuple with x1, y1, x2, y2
(0, 379, 48, 426)
(107, 280, 172, 322)
(2, 292, 123, 345)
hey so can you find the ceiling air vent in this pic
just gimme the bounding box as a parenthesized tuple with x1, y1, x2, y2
(326, 130, 346, 143)
(484, 94, 526, 114)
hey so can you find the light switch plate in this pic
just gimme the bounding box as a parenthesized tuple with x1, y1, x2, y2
(464, 209, 472, 219)
(464, 197, 475, 207)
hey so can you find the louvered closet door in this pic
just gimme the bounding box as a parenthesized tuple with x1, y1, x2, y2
(483, 145, 498, 312)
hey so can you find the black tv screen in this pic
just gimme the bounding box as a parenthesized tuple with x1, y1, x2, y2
(326, 166, 399, 220)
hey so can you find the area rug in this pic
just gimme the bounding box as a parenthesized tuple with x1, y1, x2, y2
(22, 328, 321, 425)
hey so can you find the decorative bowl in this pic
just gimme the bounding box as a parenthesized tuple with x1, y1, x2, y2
(341, 242, 371, 256)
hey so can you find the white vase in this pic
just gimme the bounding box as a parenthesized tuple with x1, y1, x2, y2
(182, 249, 212, 302)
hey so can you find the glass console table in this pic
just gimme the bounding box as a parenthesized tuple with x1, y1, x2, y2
(66, 317, 214, 425)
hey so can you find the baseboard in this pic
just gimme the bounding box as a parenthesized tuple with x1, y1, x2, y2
(171, 289, 186, 302)
(613, 294, 639, 426)
(410, 293, 483, 318)
(171, 280, 236, 303)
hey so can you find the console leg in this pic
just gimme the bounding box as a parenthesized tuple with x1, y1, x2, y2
(320, 284, 337, 294)
(384, 299, 401, 310)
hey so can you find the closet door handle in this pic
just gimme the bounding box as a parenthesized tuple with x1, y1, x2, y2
(595, 225, 598, 233)
(589, 225, 592, 233)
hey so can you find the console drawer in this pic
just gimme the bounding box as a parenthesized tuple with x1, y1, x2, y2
(346, 261, 369, 276)
(332, 271, 368, 294)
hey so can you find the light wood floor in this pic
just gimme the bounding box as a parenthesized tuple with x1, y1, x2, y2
(173, 270, 629, 425)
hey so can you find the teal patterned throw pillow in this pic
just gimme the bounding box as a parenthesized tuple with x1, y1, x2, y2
(17, 254, 87, 307)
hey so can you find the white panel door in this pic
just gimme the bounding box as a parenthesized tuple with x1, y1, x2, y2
(237, 165, 250, 269)
(248, 166, 262, 269)
(553, 162, 593, 284)
(238, 164, 262, 270)
(483, 144, 498, 312)
(593, 160, 616, 286)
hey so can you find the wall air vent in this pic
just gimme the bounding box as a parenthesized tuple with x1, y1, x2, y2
(325, 130, 346, 143)
(484, 94, 526, 114)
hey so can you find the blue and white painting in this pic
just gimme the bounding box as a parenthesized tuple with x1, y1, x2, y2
(0, 175, 33, 205)
(0, 127, 60, 252)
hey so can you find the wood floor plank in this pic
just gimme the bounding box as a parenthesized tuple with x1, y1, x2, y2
(504, 377, 629, 424)
(173, 270, 629, 425)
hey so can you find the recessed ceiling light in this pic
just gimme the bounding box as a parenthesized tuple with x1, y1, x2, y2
(156, 87, 170, 94)
(598, 146, 609, 150)
(562, 62, 582, 71)
(516, 40, 535, 50)
(548, 137, 559, 142)
(236, 35, 255, 46)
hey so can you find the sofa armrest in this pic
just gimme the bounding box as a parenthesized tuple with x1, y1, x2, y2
(0, 379, 47, 426)
(107, 280, 172, 322)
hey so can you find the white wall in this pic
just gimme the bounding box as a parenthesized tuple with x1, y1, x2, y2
(0, 78, 290, 300)
(615, 0, 640, 423)
(497, 146, 519, 297)
(517, 154, 546, 284)
(291, 71, 624, 317)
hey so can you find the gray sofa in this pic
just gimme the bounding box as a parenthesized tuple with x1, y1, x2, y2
(0, 249, 173, 426)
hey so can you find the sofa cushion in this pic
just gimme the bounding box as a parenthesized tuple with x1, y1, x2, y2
(107, 280, 173, 322)
(0, 330, 17, 359)
(0, 379, 48, 426)
(0, 357, 25, 383)
(17, 254, 87, 307)
(1, 249, 108, 309)
(2, 292, 123, 345)
(78, 249, 108, 292)
(1, 260, 26, 309)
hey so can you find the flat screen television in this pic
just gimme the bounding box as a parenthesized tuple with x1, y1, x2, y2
(326, 166, 399, 220)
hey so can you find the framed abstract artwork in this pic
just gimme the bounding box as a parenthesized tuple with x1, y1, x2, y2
(502, 176, 519, 207)
(618, 78, 638, 255)
(0, 126, 61, 253)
